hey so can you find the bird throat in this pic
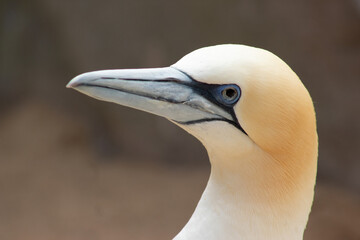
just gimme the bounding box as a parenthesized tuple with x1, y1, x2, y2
(173, 142, 315, 240)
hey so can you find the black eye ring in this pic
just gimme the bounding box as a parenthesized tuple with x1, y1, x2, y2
(215, 84, 241, 106)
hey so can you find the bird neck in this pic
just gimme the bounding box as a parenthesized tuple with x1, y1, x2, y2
(174, 146, 316, 240)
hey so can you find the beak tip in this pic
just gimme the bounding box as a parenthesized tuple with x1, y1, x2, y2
(66, 81, 76, 89)
(67, 75, 83, 89)
(67, 71, 99, 89)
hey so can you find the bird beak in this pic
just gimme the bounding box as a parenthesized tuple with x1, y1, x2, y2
(67, 67, 234, 124)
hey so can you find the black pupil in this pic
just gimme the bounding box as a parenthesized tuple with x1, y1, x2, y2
(223, 88, 236, 99)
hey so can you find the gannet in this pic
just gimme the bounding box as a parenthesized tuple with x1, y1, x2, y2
(67, 44, 318, 240)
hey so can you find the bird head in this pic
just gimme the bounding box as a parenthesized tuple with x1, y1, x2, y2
(67, 44, 319, 239)
(67, 44, 317, 173)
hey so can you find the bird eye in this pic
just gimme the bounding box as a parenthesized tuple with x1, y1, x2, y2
(222, 87, 237, 100)
(217, 84, 241, 105)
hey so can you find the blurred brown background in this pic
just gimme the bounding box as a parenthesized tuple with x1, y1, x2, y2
(0, 0, 359, 239)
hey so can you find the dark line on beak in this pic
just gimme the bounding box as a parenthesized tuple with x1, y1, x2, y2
(175, 118, 242, 130)
(81, 83, 187, 105)
(100, 77, 184, 84)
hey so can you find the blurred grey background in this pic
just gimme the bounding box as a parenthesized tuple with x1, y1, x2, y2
(0, 0, 359, 239)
